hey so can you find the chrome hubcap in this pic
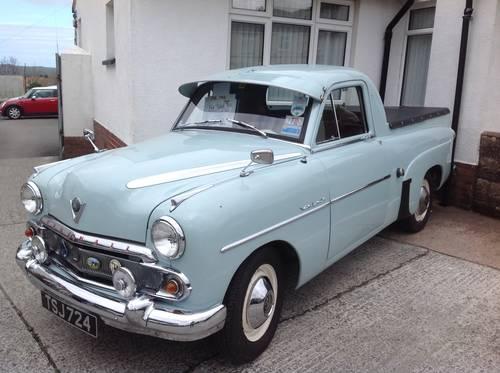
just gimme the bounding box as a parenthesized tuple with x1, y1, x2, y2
(415, 179, 431, 222)
(247, 277, 274, 329)
(242, 264, 278, 342)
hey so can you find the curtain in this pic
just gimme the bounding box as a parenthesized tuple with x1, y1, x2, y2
(271, 23, 310, 64)
(273, 0, 312, 20)
(316, 30, 346, 66)
(409, 7, 435, 30)
(230, 22, 264, 69)
(232, 0, 266, 12)
(319, 3, 349, 21)
(401, 34, 432, 106)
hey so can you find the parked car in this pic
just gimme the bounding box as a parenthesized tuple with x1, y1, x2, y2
(16, 66, 453, 363)
(0, 85, 58, 119)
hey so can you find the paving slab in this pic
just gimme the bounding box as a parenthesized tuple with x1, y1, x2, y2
(383, 203, 500, 270)
(0, 157, 58, 226)
(198, 252, 500, 372)
(0, 286, 53, 373)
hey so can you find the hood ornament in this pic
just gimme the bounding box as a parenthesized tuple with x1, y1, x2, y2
(70, 197, 86, 223)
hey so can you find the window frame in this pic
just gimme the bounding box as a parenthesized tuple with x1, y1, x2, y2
(312, 81, 373, 152)
(397, 2, 436, 106)
(228, 0, 354, 69)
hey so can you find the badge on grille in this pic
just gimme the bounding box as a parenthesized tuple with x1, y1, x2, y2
(70, 197, 86, 223)
(86, 257, 101, 270)
(109, 259, 122, 273)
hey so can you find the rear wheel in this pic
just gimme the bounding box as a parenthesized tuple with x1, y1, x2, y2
(217, 249, 284, 364)
(399, 176, 432, 233)
(6, 106, 22, 119)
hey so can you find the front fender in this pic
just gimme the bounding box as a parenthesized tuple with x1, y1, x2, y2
(147, 156, 331, 312)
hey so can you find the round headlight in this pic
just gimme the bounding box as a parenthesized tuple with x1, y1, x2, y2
(20, 181, 43, 215)
(151, 217, 185, 259)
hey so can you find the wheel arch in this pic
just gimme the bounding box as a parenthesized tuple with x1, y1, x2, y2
(224, 240, 301, 302)
(5, 104, 23, 117)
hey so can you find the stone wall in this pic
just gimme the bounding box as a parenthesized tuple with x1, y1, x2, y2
(473, 132, 500, 218)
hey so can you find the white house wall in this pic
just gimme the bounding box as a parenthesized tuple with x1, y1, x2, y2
(129, 0, 230, 142)
(75, 0, 135, 144)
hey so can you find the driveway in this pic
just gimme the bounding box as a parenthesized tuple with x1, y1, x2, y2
(0, 157, 499, 372)
(0, 117, 59, 159)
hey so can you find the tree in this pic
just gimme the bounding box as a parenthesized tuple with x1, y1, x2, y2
(0, 56, 19, 75)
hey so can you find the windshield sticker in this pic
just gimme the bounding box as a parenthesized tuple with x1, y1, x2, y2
(281, 116, 304, 138)
(204, 94, 236, 113)
(290, 94, 309, 117)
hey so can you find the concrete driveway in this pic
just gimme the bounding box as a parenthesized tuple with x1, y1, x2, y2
(0, 157, 499, 372)
(0, 117, 59, 159)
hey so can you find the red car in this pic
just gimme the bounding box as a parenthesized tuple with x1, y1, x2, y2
(0, 86, 58, 119)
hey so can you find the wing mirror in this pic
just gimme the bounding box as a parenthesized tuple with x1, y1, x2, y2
(251, 149, 274, 165)
(240, 149, 274, 177)
(83, 128, 103, 153)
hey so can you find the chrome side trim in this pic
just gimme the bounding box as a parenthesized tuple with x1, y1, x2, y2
(330, 174, 391, 203)
(221, 201, 330, 253)
(126, 152, 303, 189)
(221, 174, 391, 253)
(33, 159, 68, 175)
(40, 216, 157, 262)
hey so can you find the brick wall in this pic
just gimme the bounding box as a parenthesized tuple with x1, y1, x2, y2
(473, 132, 500, 218)
(94, 120, 127, 150)
(62, 120, 126, 159)
(448, 162, 478, 210)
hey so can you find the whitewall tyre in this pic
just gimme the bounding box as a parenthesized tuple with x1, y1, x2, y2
(400, 176, 433, 233)
(217, 249, 284, 364)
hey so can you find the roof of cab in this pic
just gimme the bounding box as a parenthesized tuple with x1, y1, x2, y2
(178, 64, 368, 100)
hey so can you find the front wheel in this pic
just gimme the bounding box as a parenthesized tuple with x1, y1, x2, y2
(6, 106, 22, 119)
(399, 176, 432, 233)
(217, 249, 284, 364)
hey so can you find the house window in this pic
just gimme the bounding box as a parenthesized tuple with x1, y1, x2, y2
(229, 0, 353, 69)
(104, 0, 115, 64)
(400, 7, 435, 106)
(230, 21, 265, 69)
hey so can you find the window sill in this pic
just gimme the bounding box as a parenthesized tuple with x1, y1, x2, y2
(102, 58, 116, 66)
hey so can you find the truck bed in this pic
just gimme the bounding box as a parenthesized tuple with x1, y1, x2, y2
(385, 107, 450, 129)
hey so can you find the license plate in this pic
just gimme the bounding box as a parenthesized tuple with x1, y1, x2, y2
(41, 292, 98, 337)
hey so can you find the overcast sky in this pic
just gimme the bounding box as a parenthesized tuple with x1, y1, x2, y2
(0, 0, 74, 67)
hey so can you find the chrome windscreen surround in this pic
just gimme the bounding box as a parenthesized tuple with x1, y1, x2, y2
(39, 215, 157, 262)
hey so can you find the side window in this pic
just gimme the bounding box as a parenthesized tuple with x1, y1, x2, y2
(51, 90, 58, 97)
(316, 86, 367, 144)
(34, 90, 52, 98)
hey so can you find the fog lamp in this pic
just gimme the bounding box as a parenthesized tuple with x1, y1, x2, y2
(31, 235, 48, 263)
(112, 267, 137, 299)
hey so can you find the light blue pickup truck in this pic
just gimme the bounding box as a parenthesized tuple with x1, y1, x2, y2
(17, 65, 453, 363)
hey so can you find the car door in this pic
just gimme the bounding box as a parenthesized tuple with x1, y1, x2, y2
(313, 83, 393, 262)
(32, 89, 55, 114)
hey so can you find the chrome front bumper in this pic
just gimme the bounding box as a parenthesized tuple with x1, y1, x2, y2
(16, 240, 226, 341)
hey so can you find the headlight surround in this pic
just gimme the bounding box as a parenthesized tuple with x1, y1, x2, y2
(20, 181, 43, 215)
(151, 217, 185, 259)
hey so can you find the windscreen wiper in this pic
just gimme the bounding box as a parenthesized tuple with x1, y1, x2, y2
(225, 118, 268, 138)
(178, 119, 222, 127)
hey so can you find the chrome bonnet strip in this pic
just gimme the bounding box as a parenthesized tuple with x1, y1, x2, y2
(221, 174, 391, 253)
(127, 152, 303, 189)
(40, 216, 156, 262)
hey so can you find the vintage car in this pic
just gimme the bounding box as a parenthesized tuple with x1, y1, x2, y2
(16, 65, 453, 363)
